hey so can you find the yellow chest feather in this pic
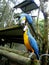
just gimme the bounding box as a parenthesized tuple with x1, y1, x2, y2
(23, 31, 34, 52)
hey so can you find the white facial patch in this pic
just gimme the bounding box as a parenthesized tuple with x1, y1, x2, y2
(23, 25, 28, 31)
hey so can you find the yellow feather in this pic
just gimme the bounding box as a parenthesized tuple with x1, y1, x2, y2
(23, 30, 34, 52)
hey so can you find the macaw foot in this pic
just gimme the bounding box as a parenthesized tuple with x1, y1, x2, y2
(29, 52, 36, 60)
(29, 52, 34, 58)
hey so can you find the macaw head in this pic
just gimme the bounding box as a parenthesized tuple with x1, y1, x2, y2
(19, 15, 29, 32)
(19, 16, 26, 25)
(19, 16, 26, 30)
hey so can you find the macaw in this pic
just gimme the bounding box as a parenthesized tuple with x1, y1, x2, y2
(23, 25, 39, 60)
(19, 13, 39, 60)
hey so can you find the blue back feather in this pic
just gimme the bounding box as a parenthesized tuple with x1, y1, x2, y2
(27, 29, 39, 59)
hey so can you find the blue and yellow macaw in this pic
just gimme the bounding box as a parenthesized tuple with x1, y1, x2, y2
(19, 13, 39, 60)
(23, 25, 39, 60)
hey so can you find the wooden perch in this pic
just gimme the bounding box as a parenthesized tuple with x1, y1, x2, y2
(0, 46, 29, 57)
(0, 49, 31, 65)
(0, 46, 40, 65)
(0, 46, 38, 59)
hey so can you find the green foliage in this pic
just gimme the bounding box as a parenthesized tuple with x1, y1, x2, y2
(34, 19, 45, 53)
(38, 20, 44, 36)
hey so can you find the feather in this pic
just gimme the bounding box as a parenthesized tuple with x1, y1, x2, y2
(27, 29, 39, 59)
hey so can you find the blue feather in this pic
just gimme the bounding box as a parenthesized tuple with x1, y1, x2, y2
(27, 29, 39, 59)
(20, 13, 33, 24)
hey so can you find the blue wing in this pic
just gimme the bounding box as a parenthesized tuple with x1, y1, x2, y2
(27, 29, 39, 59)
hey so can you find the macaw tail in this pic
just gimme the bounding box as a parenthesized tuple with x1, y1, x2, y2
(36, 54, 39, 60)
(35, 52, 39, 60)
